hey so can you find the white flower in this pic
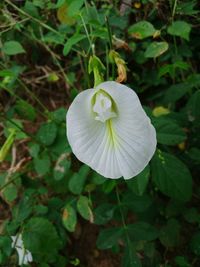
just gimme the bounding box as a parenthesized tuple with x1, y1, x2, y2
(11, 234, 33, 266)
(66, 81, 157, 179)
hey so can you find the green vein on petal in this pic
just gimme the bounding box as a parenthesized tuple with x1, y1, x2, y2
(106, 119, 118, 147)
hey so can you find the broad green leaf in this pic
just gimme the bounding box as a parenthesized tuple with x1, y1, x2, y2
(12, 197, 33, 223)
(68, 165, 90, 194)
(3, 184, 18, 202)
(37, 122, 57, 146)
(164, 83, 190, 103)
(23, 217, 61, 262)
(122, 245, 142, 267)
(151, 150, 192, 201)
(77, 195, 93, 222)
(2, 41, 25, 55)
(96, 227, 123, 249)
(57, 2, 76, 25)
(177, 1, 198, 15)
(34, 205, 48, 215)
(53, 154, 71, 181)
(190, 232, 200, 255)
(23, 1, 39, 17)
(144, 42, 169, 58)
(50, 126, 70, 156)
(56, 0, 65, 8)
(159, 219, 180, 247)
(159, 61, 190, 78)
(167, 21, 191, 40)
(33, 152, 51, 175)
(28, 142, 40, 158)
(175, 256, 190, 267)
(126, 166, 150, 196)
(67, 0, 84, 16)
(15, 100, 36, 121)
(4, 119, 27, 140)
(186, 74, 200, 88)
(62, 204, 77, 232)
(91, 172, 106, 185)
(122, 192, 152, 213)
(63, 34, 86, 56)
(51, 107, 66, 123)
(127, 222, 159, 242)
(0, 236, 12, 257)
(188, 148, 200, 163)
(153, 118, 186, 145)
(94, 204, 115, 225)
(183, 208, 200, 224)
(186, 90, 200, 122)
(128, 21, 157, 39)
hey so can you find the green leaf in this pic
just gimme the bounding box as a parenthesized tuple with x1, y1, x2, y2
(96, 227, 123, 250)
(0, 236, 12, 257)
(0, 130, 16, 162)
(3, 184, 18, 202)
(56, 0, 65, 8)
(186, 90, 200, 122)
(164, 83, 190, 103)
(0, 69, 15, 77)
(28, 142, 40, 158)
(159, 219, 180, 247)
(190, 232, 200, 255)
(127, 222, 159, 242)
(63, 34, 86, 56)
(51, 107, 66, 123)
(2, 41, 25, 55)
(77, 195, 93, 222)
(4, 119, 27, 140)
(153, 118, 186, 145)
(53, 154, 71, 181)
(94, 204, 115, 225)
(177, 1, 198, 15)
(50, 126, 70, 155)
(23, 217, 61, 262)
(183, 208, 200, 224)
(33, 151, 51, 175)
(122, 245, 142, 267)
(68, 165, 90, 194)
(159, 61, 190, 78)
(37, 122, 57, 146)
(62, 204, 77, 232)
(188, 148, 200, 163)
(126, 166, 150, 196)
(67, 0, 84, 16)
(15, 100, 36, 121)
(144, 42, 169, 58)
(128, 21, 157, 39)
(167, 21, 191, 40)
(12, 197, 33, 223)
(151, 150, 192, 201)
(122, 192, 152, 213)
(175, 256, 190, 267)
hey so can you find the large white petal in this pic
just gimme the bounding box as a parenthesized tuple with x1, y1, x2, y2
(66, 89, 122, 178)
(67, 82, 157, 179)
(95, 81, 157, 179)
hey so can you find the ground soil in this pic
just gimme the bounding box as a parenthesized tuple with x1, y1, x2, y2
(69, 222, 121, 267)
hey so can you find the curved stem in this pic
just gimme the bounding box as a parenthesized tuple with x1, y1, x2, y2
(116, 185, 134, 262)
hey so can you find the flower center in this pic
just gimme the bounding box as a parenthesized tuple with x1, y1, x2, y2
(92, 90, 117, 123)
